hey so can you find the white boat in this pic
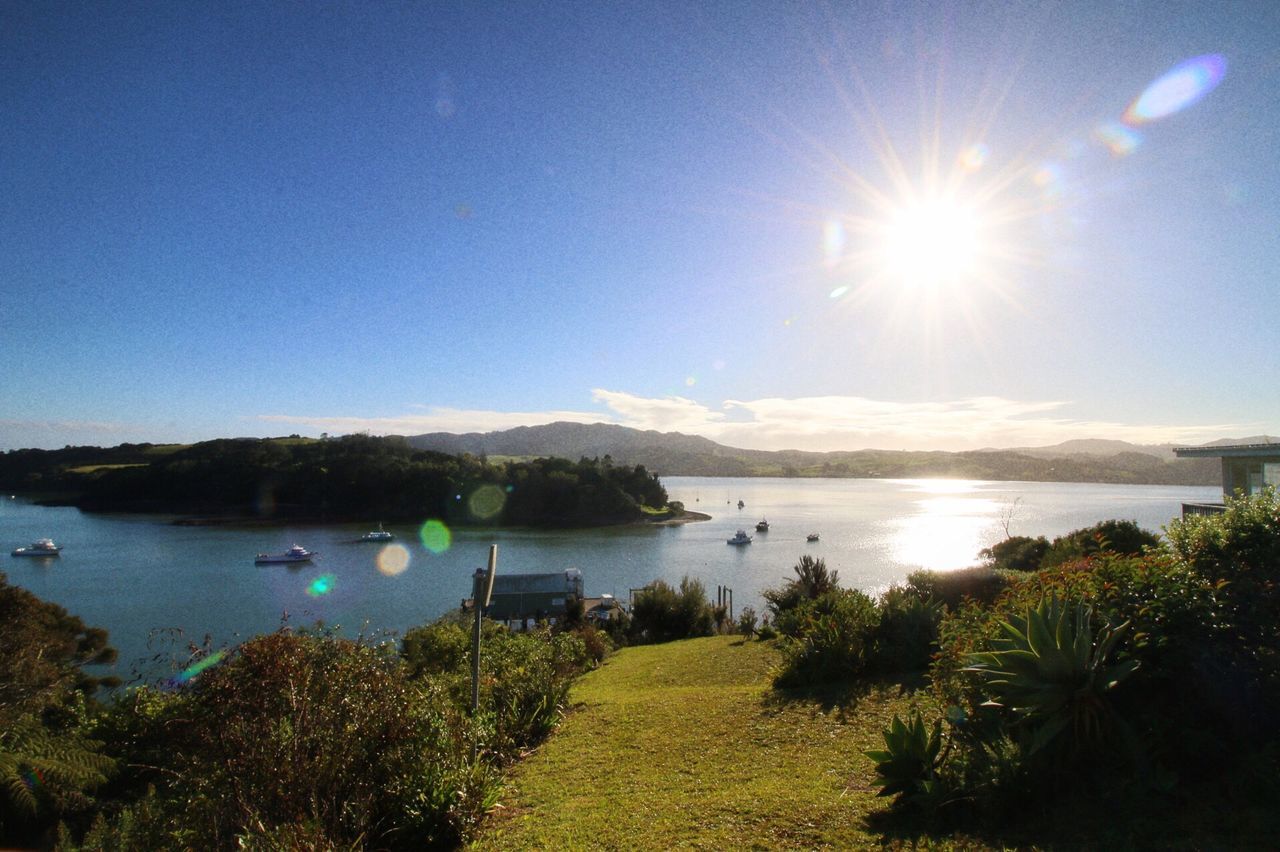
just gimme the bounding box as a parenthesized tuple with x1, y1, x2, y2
(807, 533, 820, 542)
(254, 544, 316, 564)
(755, 519, 769, 532)
(361, 524, 393, 542)
(12, 538, 61, 557)
(727, 530, 753, 545)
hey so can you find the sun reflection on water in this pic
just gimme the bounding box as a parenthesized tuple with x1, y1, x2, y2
(888, 481, 1001, 572)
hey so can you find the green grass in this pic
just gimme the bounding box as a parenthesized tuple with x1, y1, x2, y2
(474, 636, 1280, 850)
(64, 463, 148, 474)
(473, 636, 943, 849)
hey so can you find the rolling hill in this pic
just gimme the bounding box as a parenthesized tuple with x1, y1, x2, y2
(406, 422, 1225, 486)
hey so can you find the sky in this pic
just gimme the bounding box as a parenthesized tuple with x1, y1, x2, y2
(3, 1, 1278, 453)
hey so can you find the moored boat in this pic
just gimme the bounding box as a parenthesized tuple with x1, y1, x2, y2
(727, 530, 753, 545)
(12, 538, 61, 557)
(807, 533, 820, 542)
(361, 523, 393, 542)
(255, 544, 316, 564)
(755, 518, 769, 532)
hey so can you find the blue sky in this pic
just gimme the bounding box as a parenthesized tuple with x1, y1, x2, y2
(3, 1, 1278, 452)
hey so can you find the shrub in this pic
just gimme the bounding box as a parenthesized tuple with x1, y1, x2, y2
(482, 627, 586, 756)
(1040, 519, 1160, 570)
(979, 535, 1050, 572)
(1166, 489, 1280, 735)
(628, 577, 715, 643)
(906, 566, 1010, 610)
(774, 589, 880, 688)
(872, 585, 943, 673)
(120, 631, 492, 848)
(737, 606, 758, 638)
(401, 621, 588, 759)
(763, 556, 839, 618)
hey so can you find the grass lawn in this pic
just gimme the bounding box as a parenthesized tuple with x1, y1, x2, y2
(475, 635, 1280, 850)
(473, 635, 945, 849)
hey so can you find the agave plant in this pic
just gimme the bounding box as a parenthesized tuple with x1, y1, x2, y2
(963, 595, 1139, 755)
(864, 711, 945, 802)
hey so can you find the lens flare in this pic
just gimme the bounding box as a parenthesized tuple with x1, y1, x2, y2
(306, 573, 337, 597)
(957, 143, 989, 173)
(1094, 122, 1141, 157)
(173, 649, 227, 685)
(21, 768, 44, 792)
(1125, 54, 1226, 125)
(1032, 162, 1065, 201)
(376, 543, 411, 577)
(467, 485, 506, 520)
(823, 219, 846, 268)
(419, 519, 452, 554)
(830, 285, 849, 299)
(684, 375, 697, 387)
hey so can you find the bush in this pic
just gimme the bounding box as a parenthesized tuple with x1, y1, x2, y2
(100, 631, 493, 849)
(401, 621, 588, 759)
(763, 556, 840, 619)
(1166, 489, 1280, 735)
(774, 589, 880, 688)
(737, 606, 758, 638)
(628, 577, 715, 643)
(872, 585, 942, 673)
(906, 566, 1010, 610)
(979, 535, 1050, 572)
(1039, 519, 1160, 570)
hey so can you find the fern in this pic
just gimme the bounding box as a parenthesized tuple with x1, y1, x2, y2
(0, 717, 114, 822)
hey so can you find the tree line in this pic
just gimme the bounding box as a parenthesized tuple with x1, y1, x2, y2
(0, 436, 671, 527)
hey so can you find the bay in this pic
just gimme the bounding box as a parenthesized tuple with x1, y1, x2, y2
(1, 477, 1219, 683)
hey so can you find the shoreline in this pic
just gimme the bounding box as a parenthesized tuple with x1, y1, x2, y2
(643, 509, 711, 526)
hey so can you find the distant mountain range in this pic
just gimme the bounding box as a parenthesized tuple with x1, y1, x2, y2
(406, 422, 1254, 486)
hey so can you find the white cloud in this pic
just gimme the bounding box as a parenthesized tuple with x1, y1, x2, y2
(589, 389, 723, 433)
(590, 391, 1248, 451)
(251, 391, 1253, 452)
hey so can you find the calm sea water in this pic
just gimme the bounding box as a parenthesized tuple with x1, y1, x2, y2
(2, 477, 1218, 683)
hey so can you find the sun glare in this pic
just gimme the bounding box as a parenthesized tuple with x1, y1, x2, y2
(879, 197, 982, 289)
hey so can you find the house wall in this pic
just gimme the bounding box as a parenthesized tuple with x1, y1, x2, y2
(1222, 457, 1280, 497)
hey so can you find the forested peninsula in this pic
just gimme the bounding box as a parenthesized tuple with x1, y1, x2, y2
(0, 435, 681, 527)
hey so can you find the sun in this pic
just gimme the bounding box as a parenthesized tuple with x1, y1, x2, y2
(877, 196, 983, 290)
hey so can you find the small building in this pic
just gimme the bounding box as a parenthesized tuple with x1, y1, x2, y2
(1173, 441, 1280, 515)
(466, 568, 584, 627)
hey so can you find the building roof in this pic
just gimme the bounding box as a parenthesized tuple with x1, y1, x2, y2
(1173, 442, 1280, 459)
(491, 569, 581, 595)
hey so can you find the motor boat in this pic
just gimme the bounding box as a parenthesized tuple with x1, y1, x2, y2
(361, 524, 393, 542)
(12, 538, 61, 557)
(807, 533, 820, 542)
(727, 530, 753, 546)
(755, 519, 769, 532)
(255, 544, 317, 564)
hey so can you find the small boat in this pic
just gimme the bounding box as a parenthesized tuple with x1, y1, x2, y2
(737, 499, 745, 509)
(807, 533, 820, 542)
(12, 538, 61, 557)
(755, 519, 769, 532)
(361, 524, 393, 542)
(255, 544, 317, 565)
(727, 530, 753, 546)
